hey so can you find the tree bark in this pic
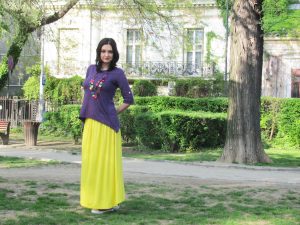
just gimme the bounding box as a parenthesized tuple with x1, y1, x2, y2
(219, 0, 271, 164)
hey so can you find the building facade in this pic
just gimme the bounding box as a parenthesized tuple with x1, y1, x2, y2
(44, 0, 225, 79)
(42, 0, 300, 98)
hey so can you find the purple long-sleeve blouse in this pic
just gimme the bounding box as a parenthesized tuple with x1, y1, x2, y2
(79, 65, 134, 132)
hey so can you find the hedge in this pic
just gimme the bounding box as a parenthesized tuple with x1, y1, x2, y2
(40, 105, 82, 144)
(120, 108, 227, 152)
(41, 96, 300, 150)
(134, 96, 228, 113)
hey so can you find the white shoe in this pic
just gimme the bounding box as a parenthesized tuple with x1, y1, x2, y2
(91, 205, 119, 214)
(113, 205, 120, 210)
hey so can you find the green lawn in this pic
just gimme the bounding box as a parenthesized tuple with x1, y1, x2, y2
(0, 156, 59, 168)
(123, 147, 300, 167)
(0, 178, 299, 225)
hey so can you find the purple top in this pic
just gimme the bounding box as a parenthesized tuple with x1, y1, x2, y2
(79, 65, 134, 132)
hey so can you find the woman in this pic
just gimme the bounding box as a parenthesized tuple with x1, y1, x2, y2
(79, 38, 134, 214)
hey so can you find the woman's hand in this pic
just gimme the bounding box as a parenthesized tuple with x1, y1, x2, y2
(117, 103, 131, 114)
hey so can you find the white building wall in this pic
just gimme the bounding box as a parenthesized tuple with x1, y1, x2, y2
(43, 1, 226, 78)
(263, 38, 300, 98)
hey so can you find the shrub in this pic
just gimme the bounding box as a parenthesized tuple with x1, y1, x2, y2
(22, 64, 51, 100)
(134, 96, 228, 113)
(22, 76, 40, 100)
(41, 105, 82, 144)
(277, 99, 300, 147)
(159, 111, 227, 152)
(134, 112, 164, 150)
(120, 106, 226, 152)
(260, 98, 282, 141)
(174, 76, 226, 98)
(132, 80, 157, 96)
(23, 64, 83, 103)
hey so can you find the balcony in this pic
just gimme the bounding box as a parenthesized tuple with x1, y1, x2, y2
(45, 60, 215, 79)
(120, 62, 215, 79)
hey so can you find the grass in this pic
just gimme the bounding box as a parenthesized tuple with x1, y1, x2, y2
(123, 147, 300, 167)
(0, 156, 59, 168)
(123, 148, 222, 162)
(123, 148, 300, 167)
(0, 178, 299, 225)
(7, 130, 300, 167)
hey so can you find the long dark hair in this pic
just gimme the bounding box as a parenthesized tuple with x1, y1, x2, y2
(95, 38, 119, 72)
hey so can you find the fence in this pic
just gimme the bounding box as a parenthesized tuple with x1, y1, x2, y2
(0, 97, 80, 128)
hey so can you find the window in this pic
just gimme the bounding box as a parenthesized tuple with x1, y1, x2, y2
(126, 29, 141, 65)
(185, 29, 203, 69)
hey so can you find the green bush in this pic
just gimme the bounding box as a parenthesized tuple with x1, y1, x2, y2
(22, 76, 40, 100)
(23, 63, 83, 103)
(132, 80, 157, 96)
(174, 76, 226, 98)
(22, 64, 51, 100)
(120, 106, 227, 152)
(277, 99, 300, 146)
(134, 112, 164, 150)
(260, 98, 300, 147)
(45, 75, 83, 103)
(41, 105, 82, 144)
(134, 96, 228, 113)
(160, 111, 227, 152)
(120, 105, 149, 144)
(260, 98, 282, 141)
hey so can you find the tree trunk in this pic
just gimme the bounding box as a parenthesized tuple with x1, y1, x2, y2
(219, 0, 271, 164)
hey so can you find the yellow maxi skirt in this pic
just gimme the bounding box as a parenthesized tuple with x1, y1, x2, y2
(80, 118, 125, 209)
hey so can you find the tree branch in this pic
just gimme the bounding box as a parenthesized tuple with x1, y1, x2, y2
(28, 0, 79, 32)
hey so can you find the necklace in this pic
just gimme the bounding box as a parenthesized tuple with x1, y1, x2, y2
(89, 72, 107, 99)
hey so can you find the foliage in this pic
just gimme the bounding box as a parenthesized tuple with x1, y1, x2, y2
(0, 0, 80, 91)
(41, 105, 82, 144)
(22, 64, 83, 103)
(40, 96, 299, 150)
(263, 0, 300, 36)
(44, 75, 83, 103)
(22, 64, 51, 100)
(216, 0, 300, 37)
(59, 105, 82, 144)
(277, 99, 300, 146)
(22, 76, 40, 100)
(261, 98, 300, 147)
(134, 96, 228, 113)
(174, 76, 227, 98)
(159, 111, 226, 152)
(132, 79, 157, 96)
(120, 108, 227, 152)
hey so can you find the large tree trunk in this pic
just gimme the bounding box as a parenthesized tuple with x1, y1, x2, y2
(219, 0, 271, 164)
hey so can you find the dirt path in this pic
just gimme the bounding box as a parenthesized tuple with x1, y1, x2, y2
(1, 163, 299, 190)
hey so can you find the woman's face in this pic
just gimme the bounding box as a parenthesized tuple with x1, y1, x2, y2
(100, 44, 113, 65)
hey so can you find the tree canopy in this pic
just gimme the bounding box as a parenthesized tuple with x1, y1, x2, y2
(216, 0, 300, 37)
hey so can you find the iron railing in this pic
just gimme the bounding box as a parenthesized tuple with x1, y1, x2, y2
(0, 97, 80, 128)
(46, 60, 215, 78)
